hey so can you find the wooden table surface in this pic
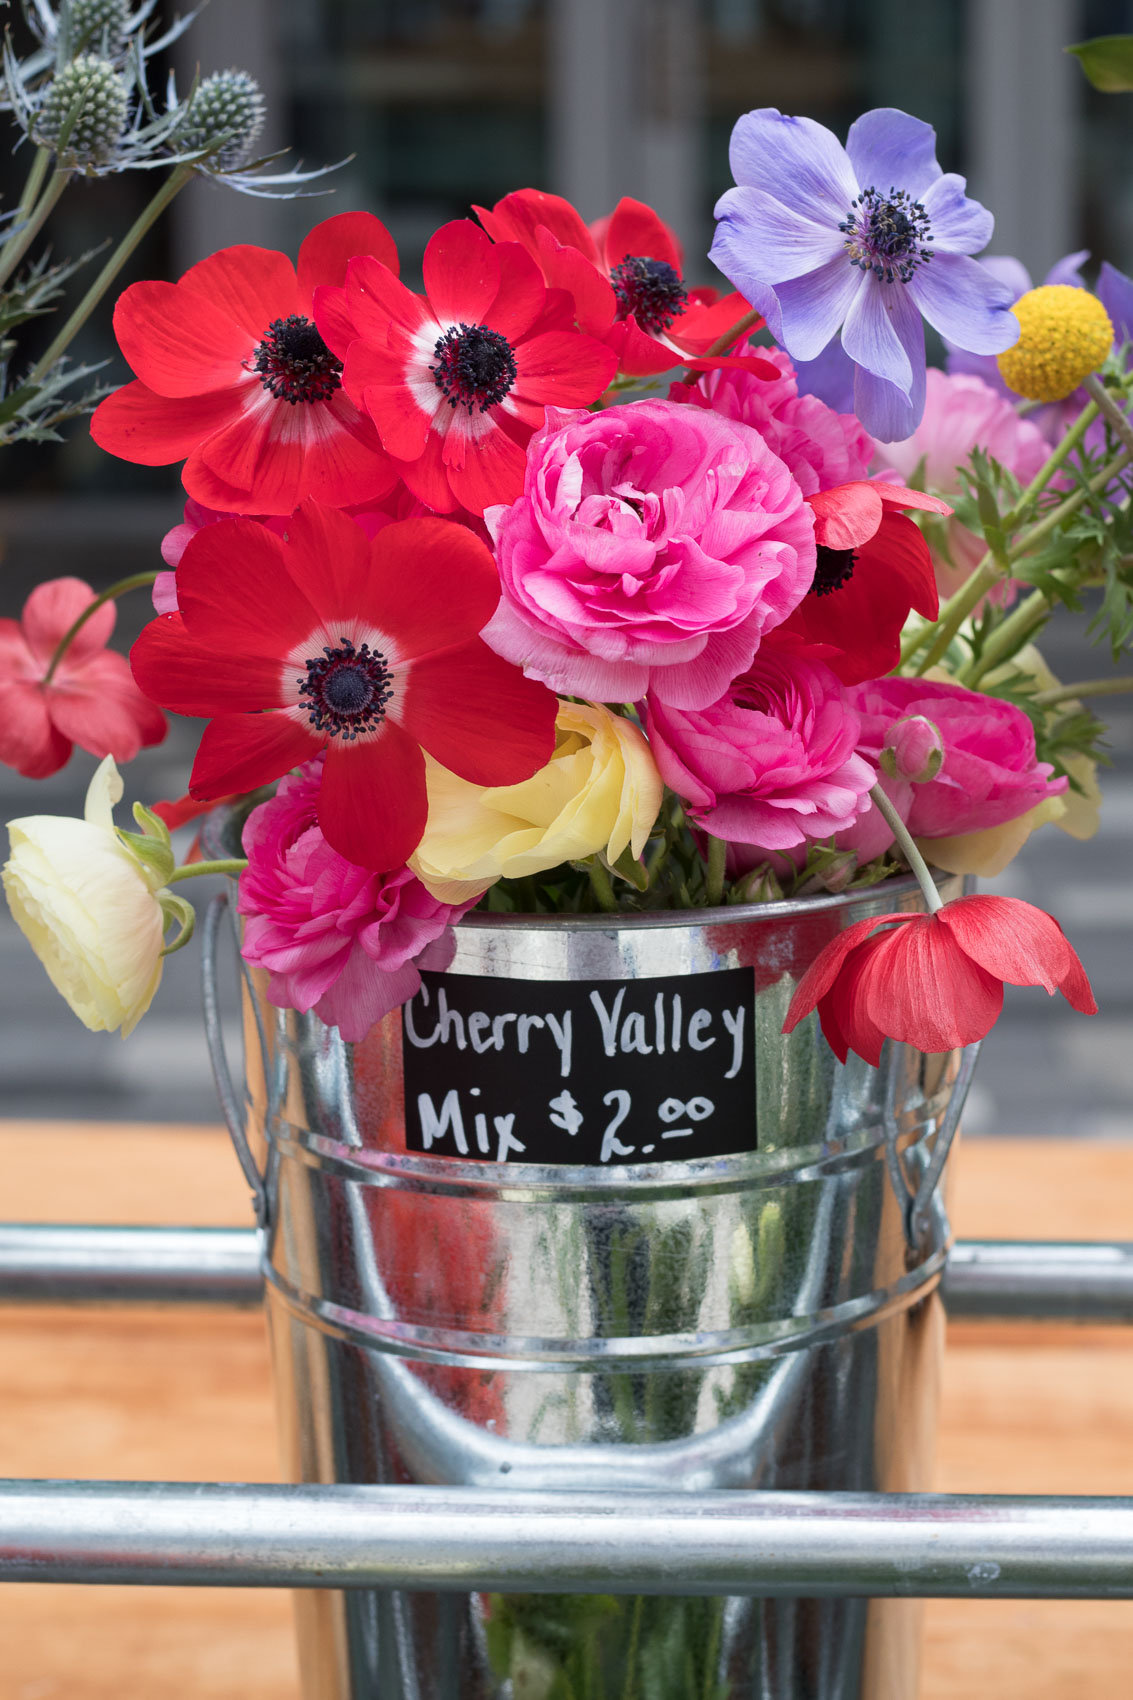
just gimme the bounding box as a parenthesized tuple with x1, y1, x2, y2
(1, 1122, 1131, 1699)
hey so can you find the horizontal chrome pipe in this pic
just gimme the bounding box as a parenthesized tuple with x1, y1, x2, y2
(0, 1225, 262, 1307)
(2, 1482, 1133, 1597)
(3, 1227, 1133, 1322)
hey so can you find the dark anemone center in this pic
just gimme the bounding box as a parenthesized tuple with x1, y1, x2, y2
(610, 255, 688, 335)
(298, 639, 393, 740)
(838, 185, 933, 285)
(430, 322, 517, 413)
(253, 315, 342, 405)
(810, 545, 857, 597)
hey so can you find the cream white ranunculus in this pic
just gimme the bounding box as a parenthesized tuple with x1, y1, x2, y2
(411, 700, 663, 901)
(2, 756, 168, 1037)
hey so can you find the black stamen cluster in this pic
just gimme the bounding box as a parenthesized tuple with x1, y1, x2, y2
(299, 639, 394, 739)
(839, 186, 933, 285)
(610, 255, 688, 335)
(430, 323, 517, 413)
(253, 315, 343, 405)
(810, 545, 857, 597)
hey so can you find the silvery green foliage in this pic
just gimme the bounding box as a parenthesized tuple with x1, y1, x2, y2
(177, 69, 267, 171)
(32, 53, 128, 165)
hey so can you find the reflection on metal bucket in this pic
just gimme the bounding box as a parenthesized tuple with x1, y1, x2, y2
(202, 852, 972, 1700)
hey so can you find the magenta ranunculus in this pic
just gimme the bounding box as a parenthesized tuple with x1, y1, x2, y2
(671, 345, 874, 496)
(843, 676, 1067, 855)
(644, 643, 875, 849)
(237, 761, 476, 1043)
(482, 399, 817, 710)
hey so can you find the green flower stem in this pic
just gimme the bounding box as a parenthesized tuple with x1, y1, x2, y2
(587, 857, 618, 913)
(0, 167, 71, 293)
(166, 858, 249, 884)
(961, 586, 1051, 685)
(43, 571, 159, 684)
(29, 162, 194, 385)
(1032, 673, 1133, 707)
(1010, 444, 1131, 557)
(1081, 371, 1133, 461)
(1001, 396, 1100, 527)
(869, 785, 943, 914)
(705, 833, 727, 906)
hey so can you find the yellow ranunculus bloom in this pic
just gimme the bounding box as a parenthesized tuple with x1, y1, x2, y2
(411, 700, 663, 901)
(2, 757, 167, 1037)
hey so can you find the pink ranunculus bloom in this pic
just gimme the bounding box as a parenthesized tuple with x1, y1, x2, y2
(671, 344, 874, 496)
(237, 760, 478, 1042)
(877, 369, 1049, 591)
(840, 675, 1067, 858)
(0, 578, 166, 778)
(643, 640, 874, 849)
(483, 399, 817, 710)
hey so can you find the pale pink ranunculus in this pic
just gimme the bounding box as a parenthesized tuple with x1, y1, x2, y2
(877, 369, 1049, 589)
(482, 400, 816, 711)
(644, 644, 874, 850)
(840, 676, 1067, 859)
(672, 345, 874, 496)
(237, 760, 476, 1043)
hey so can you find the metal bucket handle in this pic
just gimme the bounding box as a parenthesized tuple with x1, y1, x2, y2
(885, 1040, 980, 1253)
(202, 889, 268, 1227)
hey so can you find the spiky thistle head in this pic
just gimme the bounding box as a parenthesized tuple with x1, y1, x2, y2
(180, 69, 267, 170)
(69, 0, 131, 54)
(33, 53, 129, 167)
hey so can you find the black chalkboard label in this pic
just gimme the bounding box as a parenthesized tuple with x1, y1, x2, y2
(401, 966, 756, 1165)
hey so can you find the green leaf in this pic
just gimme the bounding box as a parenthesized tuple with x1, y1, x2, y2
(605, 842, 650, 892)
(1067, 35, 1133, 92)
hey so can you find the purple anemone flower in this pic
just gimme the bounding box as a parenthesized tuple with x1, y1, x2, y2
(710, 107, 1020, 441)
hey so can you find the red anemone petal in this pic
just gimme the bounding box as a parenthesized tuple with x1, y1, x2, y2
(400, 640, 556, 784)
(483, 242, 546, 341)
(318, 722, 427, 872)
(21, 577, 114, 664)
(443, 418, 527, 514)
(512, 330, 618, 406)
(112, 281, 251, 396)
(857, 916, 1005, 1053)
(396, 429, 458, 513)
(818, 939, 892, 1066)
(361, 516, 502, 658)
(782, 913, 914, 1035)
(600, 197, 683, 273)
(938, 895, 1097, 1014)
(177, 246, 302, 339)
(48, 655, 167, 760)
(131, 614, 294, 716)
(310, 284, 360, 361)
(344, 255, 432, 340)
(605, 319, 688, 377)
(535, 233, 616, 335)
(682, 352, 779, 378)
(476, 189, 599, 264)
(91, 380, 243, 466)
(870, 482, 952, 517)
(669, 291, 755, 352)
(422, 221, 500, 325)
(275, 500, 374, 627)
(177, 518, 318, 657)
(809, 483, 884, 550)
(297, 211, 399, 305)
(190, 711, 321, 800)
(0, 682, 73, 777)
(859, 512, 939, 619)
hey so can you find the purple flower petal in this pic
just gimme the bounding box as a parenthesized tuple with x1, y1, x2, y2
(793, 337, 858, 413)
(1098, 261, 1133, 348)
(908, 252, 1020, 354)
(1045, 250, 1090, 289)
(710, 185, 843, 283)
(841, 272, 915, 393)
(851, 289, 926, 440)
(845, 108, 942, 199)
(772, 257, 862, 362)
(728, 109, 858, 225)
(921, 174, 994, 255)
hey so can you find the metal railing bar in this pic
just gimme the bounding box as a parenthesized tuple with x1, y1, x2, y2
(3, 1482, 1133, 1597)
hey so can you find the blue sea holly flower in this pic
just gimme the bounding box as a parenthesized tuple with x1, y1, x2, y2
(710, 107, 1020, 441)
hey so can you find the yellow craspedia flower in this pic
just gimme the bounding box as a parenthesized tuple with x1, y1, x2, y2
(997, 285, 1112, 402)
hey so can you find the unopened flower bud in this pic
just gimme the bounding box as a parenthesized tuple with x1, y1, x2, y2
(880, 715, 945, 784)
(71, 0, 130, 52)
(180, 69, 266, 170)
(34, 54, 128, 166)
(813, 850, 858, 894)
(735, 864, 784, 904)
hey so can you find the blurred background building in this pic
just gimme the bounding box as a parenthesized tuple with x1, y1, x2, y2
(0, 0, 1131, 1132)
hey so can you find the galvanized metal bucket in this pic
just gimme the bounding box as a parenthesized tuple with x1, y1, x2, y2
(202, 835, 973, 1700)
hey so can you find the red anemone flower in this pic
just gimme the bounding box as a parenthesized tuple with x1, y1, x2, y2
(775, 482, 951, 684)
(91, 212, 401, 517)
(129, 501, 557, 872)
(475, 188, 769, 378)
(0, 578, 165, 778)
(782, 894, 1096, 1066)
(314, 219, 618, 517)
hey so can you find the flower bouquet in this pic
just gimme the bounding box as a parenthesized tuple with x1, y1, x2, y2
(4, 37, 1133, 1696)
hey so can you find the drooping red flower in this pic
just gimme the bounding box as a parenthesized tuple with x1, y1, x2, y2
(314, 219, 618, 516)
(475, 188, 768, 377)
(91, 212, 401, 517)
(775, 481, 950, 684)
(782, 893, 1096, 1066)
(0, 578, 165, 778)
(129, 501, 557, 872)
